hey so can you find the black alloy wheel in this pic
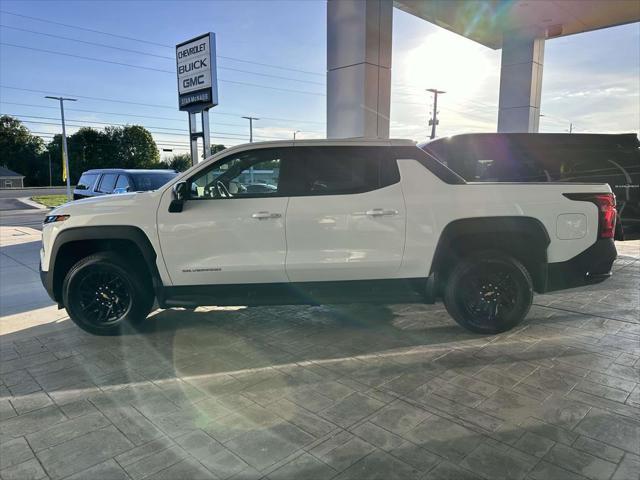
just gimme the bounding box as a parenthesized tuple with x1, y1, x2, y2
(444, 253, 533, 334)
(76, 268, 133, 326)
(63, 252, 153, 335)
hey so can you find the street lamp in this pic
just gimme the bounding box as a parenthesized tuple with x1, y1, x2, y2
(45, 96, 76, 200)
(293, 130, 301, 140)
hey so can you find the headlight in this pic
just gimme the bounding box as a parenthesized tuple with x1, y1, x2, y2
(43, 215, 70, 224)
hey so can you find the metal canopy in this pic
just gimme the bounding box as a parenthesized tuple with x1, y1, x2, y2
(394, 0, 640, 49)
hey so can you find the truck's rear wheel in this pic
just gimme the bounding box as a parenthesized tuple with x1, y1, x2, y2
(443, 252, 533, 334)
(62, 252, 153, 335)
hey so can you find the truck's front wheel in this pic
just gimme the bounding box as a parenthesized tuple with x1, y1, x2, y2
(443, 253, 533, 334)
(62, 252, 154, 335)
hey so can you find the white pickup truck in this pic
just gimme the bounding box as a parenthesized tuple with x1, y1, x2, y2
(40, 139, 617, 335)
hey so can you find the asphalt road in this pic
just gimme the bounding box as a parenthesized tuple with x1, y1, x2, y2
(0, 189, 53, 230)
(0, 187, 67, 199)
(0, 209, 47, 230)
(0, 198, 37, 211)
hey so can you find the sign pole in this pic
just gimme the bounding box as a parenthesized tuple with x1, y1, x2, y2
(188, 112, 199, 166)
(202, 110, 210, 159)
(176, 32, 218, 164)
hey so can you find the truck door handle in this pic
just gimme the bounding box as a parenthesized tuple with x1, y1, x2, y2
(251, 211, 281, 220)
(365, 208, 398, 217)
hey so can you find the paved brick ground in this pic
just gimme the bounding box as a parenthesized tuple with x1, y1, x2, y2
(1, 231, 638, 480)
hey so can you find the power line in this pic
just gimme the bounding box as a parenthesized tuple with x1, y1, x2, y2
(5, 113, 186, 132)
(5, 84, 488, 129)
(0, 9, 173, 47)
(0, 101, 245, 127)
(28, 127, 250, 145)
(0, 17, 502, 111)
(0, 24, 173, 59)
(0, 41, 172, 72)
(0, 101, 325, 135)
(0, 85, 327, 125)
(217, 56, 323, 77)
(0, 43, 326, 96)
(6, 115, 289, 140)
(0, 16, 496, 123)
(0, 26, 325, 86)
(0, 10, 324, 77)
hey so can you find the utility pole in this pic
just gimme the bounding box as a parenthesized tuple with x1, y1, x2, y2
(45, 96, 76, 200)
(48, 151, 52, 187)
(293, 130, 301, 141)
(426, 89, 445, 140)
(242, 116, 259, 143)
(569, 123, 573, 134)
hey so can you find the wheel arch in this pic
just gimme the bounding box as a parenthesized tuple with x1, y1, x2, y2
(48, 226, 162, 305)
(430, 216, 551, 293)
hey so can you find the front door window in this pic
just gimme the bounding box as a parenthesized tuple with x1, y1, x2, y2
(190, 150, 281, 199)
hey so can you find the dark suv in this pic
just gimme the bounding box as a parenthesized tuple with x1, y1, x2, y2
(422, 133, 640, 239)
(73, 169, 178, 200)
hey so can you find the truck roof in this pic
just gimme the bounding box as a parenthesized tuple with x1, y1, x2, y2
(205, 138, 417, 162)
(82, 169, 176, 174)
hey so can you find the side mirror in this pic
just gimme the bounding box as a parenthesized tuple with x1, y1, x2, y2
(169, 181, 187, 213)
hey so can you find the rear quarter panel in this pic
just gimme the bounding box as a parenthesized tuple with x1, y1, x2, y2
(397, 159, 608, 278)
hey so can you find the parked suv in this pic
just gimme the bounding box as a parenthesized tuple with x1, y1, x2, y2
(73, 169, 177, 200)
(41, 139, 617, 335)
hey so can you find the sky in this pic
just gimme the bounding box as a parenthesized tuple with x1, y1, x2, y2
(1, 0, 638, 158)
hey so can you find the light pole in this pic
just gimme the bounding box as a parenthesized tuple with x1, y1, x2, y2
(293, 130, 301, 141)
(426, 89, 445, 140)
(45, 96, 76, 200)
(241, 116, 259, 143)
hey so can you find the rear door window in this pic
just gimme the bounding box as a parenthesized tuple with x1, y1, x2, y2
(97, 173, 118, 193)
(296, 147, 381, 195)
(76, 173, 98, 191)
(115, 175, 131, 191)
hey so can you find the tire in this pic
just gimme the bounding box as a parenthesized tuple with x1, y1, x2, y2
(62, 252, 154, 335)
(443, 252, 533, 334)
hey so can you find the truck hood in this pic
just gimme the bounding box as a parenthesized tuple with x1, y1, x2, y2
(51, 191, 158, 217)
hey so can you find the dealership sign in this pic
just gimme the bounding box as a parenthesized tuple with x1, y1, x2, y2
(176, 33, 218, 111)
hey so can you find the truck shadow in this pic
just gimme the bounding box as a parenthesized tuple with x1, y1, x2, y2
(0, 300, 606, 397)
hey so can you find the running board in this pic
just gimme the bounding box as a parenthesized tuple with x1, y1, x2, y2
(160, 278, 431, 308)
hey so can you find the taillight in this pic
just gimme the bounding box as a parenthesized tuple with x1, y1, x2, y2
(564, 193, 616, 239)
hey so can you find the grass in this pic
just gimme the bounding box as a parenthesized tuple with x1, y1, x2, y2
(31, 194, 69, 208)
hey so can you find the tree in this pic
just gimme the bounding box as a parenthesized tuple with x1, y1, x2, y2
(47, 127, 110, 183)
(164, 153, 191, 172)
(0, 115, 45, 186)
(104, 125, 159, 168)
(45, 125, 160, 184)
(210, 144, 226, 155)
(1, 117, 161, 186)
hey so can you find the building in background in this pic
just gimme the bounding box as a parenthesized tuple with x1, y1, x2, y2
(0, 166, 25, 188)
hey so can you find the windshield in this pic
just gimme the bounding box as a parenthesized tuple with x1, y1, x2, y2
(131, 172, 177, 191)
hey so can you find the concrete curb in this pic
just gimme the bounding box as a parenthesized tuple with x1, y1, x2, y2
(18, 197, 50, 210)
